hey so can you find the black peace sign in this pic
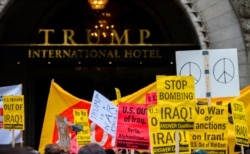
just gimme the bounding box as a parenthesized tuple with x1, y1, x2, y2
(179, 62, 201, 84)
(213, 58, 235, 84)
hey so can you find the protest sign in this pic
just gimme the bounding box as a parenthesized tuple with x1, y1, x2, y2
(230, 100, 249, 146)
(55, 115, 71, 151)
(148, 103, 194, 153)
(176, 48, 240, 98)
(146, 92, 157, 105)
(3, 95, 25, 130)
(156, 75, 195, 103)
(190, 105, 228, 153)
(89, 90, 118, 137)
(116, 103, 149, 150)
(73, 109, 91, 146)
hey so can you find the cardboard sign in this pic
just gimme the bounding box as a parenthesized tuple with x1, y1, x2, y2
(55, 115, 71, 151)
(89, 90, 118, 137)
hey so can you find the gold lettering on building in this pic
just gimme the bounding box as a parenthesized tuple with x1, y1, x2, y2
(124, 49, 162, 59)
(38, 28, 151, 45)
(28, 49, 162, 59)
(139, 29, 150, 44)
(39, 29, 55, 45)
(63, 29, 77, 45)
(110, 29, 130, 44)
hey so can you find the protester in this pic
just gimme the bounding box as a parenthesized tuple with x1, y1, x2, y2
(77, 143, 106, 154)
(246, 149, 250, 154)
(0, 147, 29, 154)
(44, 143, 61, 154)
(113, 148, 123, 154)
(192, 149, 208, 154)
(25, 146, 40, 154)
(105, 149, 115, 154)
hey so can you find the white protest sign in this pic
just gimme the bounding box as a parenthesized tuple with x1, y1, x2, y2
(176, 48, 240, 98)
(89, 90, 118, 137)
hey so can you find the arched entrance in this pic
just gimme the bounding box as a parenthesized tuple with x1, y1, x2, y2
(0, 0, 200, 148)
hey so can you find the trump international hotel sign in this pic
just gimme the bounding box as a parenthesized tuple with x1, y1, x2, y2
(0, 28, 198, 65)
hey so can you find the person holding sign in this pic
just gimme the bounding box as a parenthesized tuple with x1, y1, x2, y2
(78, 143, 106, 154)
(192, 149, 208, 154)
(44, 143, 61, 154)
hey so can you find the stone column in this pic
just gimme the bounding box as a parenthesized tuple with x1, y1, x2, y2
(230, 0, 250, 56)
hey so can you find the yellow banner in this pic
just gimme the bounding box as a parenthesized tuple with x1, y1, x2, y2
(39, 81, 250, 154)
(156, 76, 195, 103)
(3, 95, 25, 130)
(73, 109, 91, 146)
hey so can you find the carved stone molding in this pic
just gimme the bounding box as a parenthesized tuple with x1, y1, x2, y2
(0, 0, 11, 17)
(179, 0, 211, 49)
(230, 0, 250, 56)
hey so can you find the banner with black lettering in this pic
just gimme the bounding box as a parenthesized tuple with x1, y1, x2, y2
(89, 90, 118, 137)
(230, 100, 249, 146)
(116, 103, 149, 150)
(73, 109, 91, 146)
(190, 105, 228, 153)
(3, 95, 25, 130)
(148, 103, 194, 154)
(156, 76, 195, 104)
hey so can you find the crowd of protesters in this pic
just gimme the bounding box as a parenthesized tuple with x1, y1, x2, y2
(2, 144, 250, 154)
(0, 143, 153, 154)
(2, 143, 250, 154)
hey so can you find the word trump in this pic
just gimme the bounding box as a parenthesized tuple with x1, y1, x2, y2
(39, 29, 151, 45)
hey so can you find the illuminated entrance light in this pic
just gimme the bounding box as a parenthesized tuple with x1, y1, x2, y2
(88, 0, 109, 10)
(89, 12, 115, 41)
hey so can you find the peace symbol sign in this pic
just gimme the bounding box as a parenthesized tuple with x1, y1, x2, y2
(213, 58, 235, 84)
(179, 62, 201, 84)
